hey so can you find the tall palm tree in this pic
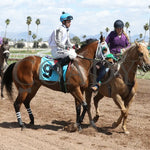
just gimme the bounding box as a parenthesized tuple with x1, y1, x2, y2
(143, 23, 149, 40)
(125, 22, 130, 33)
(105, 27, 109, 36)
(4, 19, 10, 38)
(28, 30, 32, 42)
(26, 16, 32, 45)
(128, 30, 131, 42)
(35, 18, 40, 39)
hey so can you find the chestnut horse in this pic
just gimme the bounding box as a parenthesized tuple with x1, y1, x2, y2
(1, 39, 98, 130)
(85, 41, 150, 134)
(0, 39, 10, 78)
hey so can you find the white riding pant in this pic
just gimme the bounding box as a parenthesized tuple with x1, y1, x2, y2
(51, 47, 77, 59)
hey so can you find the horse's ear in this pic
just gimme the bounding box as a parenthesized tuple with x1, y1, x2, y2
(135, 41, 140, 47)
(100, 35, 105, 43)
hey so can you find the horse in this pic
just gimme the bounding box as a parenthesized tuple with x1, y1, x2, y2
(0, 39, 10, 78)
(85, 41, 150, 134)
(1, 39, 99, 130)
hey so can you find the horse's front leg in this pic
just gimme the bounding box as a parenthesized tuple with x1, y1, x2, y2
(122, 94, 135, 134)
(112, 94, 127, 129)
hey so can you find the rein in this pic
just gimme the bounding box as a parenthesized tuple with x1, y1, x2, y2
(77, 54, 95, 61)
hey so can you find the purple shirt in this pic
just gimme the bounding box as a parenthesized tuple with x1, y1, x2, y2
(0, 37, 3, 45)
(106, 31, 130, 54)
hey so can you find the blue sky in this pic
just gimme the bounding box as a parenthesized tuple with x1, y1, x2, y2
(0, 0, 149, 40)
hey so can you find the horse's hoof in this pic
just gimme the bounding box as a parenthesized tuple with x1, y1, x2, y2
(78, 124, 82, 132)
(20, 124, 26, 131)
(1, 97, 5, 100)
(124, 130, 130, 135)
(90, 121, 97, 131)
(93, 115, 99, 123)
(30, 121, 34, 125)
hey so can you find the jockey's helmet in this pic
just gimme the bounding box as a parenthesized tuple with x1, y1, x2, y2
(106, 53, 118, 61)
(114, 20, 124, 28)
(60, 12, 73, 22)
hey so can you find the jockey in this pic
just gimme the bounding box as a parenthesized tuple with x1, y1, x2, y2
(106, 20, 130, 55)
(49, 12, 77, 73)
(91, 53, 117, 92)
(91, 37, 117, 91)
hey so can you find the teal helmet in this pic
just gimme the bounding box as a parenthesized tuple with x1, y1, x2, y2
(60, 12, 73, 22)
(106, 53, 118, 61)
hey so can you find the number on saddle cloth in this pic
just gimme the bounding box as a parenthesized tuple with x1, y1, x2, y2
(39, 56, 68, 82)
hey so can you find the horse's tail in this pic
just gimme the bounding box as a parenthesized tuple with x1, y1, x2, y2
(1, 62, 16, 99)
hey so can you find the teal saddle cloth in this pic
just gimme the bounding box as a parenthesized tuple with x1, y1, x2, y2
(39, 56, 68, 82)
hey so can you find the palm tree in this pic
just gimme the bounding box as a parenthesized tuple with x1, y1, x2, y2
(128, 30, 131, 42)
(105, 27, 109, 36)
(139, 33, 143, 39)
(4, 19, 10, 38)
(26, 16, 32, 46)
(28, 30, 32, 43)
(143, 23, 149, 40)
(125, 22, 130, 33)
(32, 34, 37, 40)
(82, 35, 86, 41)
(35, 19, 40, 39)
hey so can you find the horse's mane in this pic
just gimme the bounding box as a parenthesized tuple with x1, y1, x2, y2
(77, 38, 98, 54)
(81, 38, 98, 48)
(122, 44, 136, 57)
(123, 41, 147, 56)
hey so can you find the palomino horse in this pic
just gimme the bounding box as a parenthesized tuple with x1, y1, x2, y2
(1, 39, 98, 130)
(0, 39, 10, 77)
(85, 41, 150, 134)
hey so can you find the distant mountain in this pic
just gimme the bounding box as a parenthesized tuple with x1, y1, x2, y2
(0, 31, 149, 43)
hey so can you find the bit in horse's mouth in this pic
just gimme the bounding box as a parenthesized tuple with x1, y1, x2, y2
(141, 63, 150, 72)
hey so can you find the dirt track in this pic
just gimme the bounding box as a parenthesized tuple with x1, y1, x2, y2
(0, 79, 149, 150)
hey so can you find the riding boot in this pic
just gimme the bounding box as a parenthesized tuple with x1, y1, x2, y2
(91, 81, 101, 92)
(52, 56, 71, 76)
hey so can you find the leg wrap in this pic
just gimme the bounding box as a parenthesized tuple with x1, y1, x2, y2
(16, 112, 24, 127)
(27, 108, 34, 124)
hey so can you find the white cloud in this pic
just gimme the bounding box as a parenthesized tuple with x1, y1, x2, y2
(0, 0, 149, 40)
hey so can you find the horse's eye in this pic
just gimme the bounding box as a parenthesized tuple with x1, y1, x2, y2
(139, 52, 143, 57)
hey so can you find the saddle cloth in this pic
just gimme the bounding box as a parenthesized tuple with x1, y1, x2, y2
(39, 56, 68, 82)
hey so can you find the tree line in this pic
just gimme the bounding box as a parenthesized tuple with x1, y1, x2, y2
(3, 18, 150, 45)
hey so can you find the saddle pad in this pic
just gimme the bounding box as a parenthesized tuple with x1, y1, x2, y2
(39, 56, 68, 82)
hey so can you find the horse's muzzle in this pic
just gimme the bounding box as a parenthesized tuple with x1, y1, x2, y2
(141, 64, 150, 72)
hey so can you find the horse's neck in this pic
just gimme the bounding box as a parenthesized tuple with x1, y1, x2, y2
(119, 47, 138, 84)
(77, 42, 98, 70)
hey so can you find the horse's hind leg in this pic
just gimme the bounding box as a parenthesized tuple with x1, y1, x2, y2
(23, 82, 41, 125)
(14, 92, 28, 128)
(93, 93, 104, 123)
(85, 88, 96, 128)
